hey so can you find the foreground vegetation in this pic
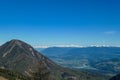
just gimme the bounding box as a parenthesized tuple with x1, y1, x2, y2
(0, 68, 110, 80)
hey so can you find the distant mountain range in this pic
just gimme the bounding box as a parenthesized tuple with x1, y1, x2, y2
(0, 39, 109, 80)
(38, 47, 120, 75)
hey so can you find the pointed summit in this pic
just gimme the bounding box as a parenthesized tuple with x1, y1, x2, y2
(5, 39, 25, 45)
(9, 39, 23, 45)
(5, 39, 31, 48)
(0, 39, 53, 79)
(0, 39, 38, 57)
(10, 39, 22, 42)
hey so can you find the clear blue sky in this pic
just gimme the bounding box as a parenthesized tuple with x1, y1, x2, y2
(0, 0, 120, 47)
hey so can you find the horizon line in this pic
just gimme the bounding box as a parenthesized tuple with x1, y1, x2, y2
(33, 45, 120, 48)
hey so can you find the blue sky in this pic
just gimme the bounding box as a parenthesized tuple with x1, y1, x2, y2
(0, 0, 120, 47)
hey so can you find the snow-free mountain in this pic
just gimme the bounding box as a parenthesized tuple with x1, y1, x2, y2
(0, 39, 108, 80)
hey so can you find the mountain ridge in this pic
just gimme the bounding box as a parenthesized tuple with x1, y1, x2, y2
(0, 39, 109, 80)
(40, 47, 120, 75)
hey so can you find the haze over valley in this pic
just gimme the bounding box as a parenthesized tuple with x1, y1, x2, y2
(36, 47, 120, 75)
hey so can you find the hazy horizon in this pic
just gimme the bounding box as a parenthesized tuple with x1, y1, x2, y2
(1, 39, 120, 48)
